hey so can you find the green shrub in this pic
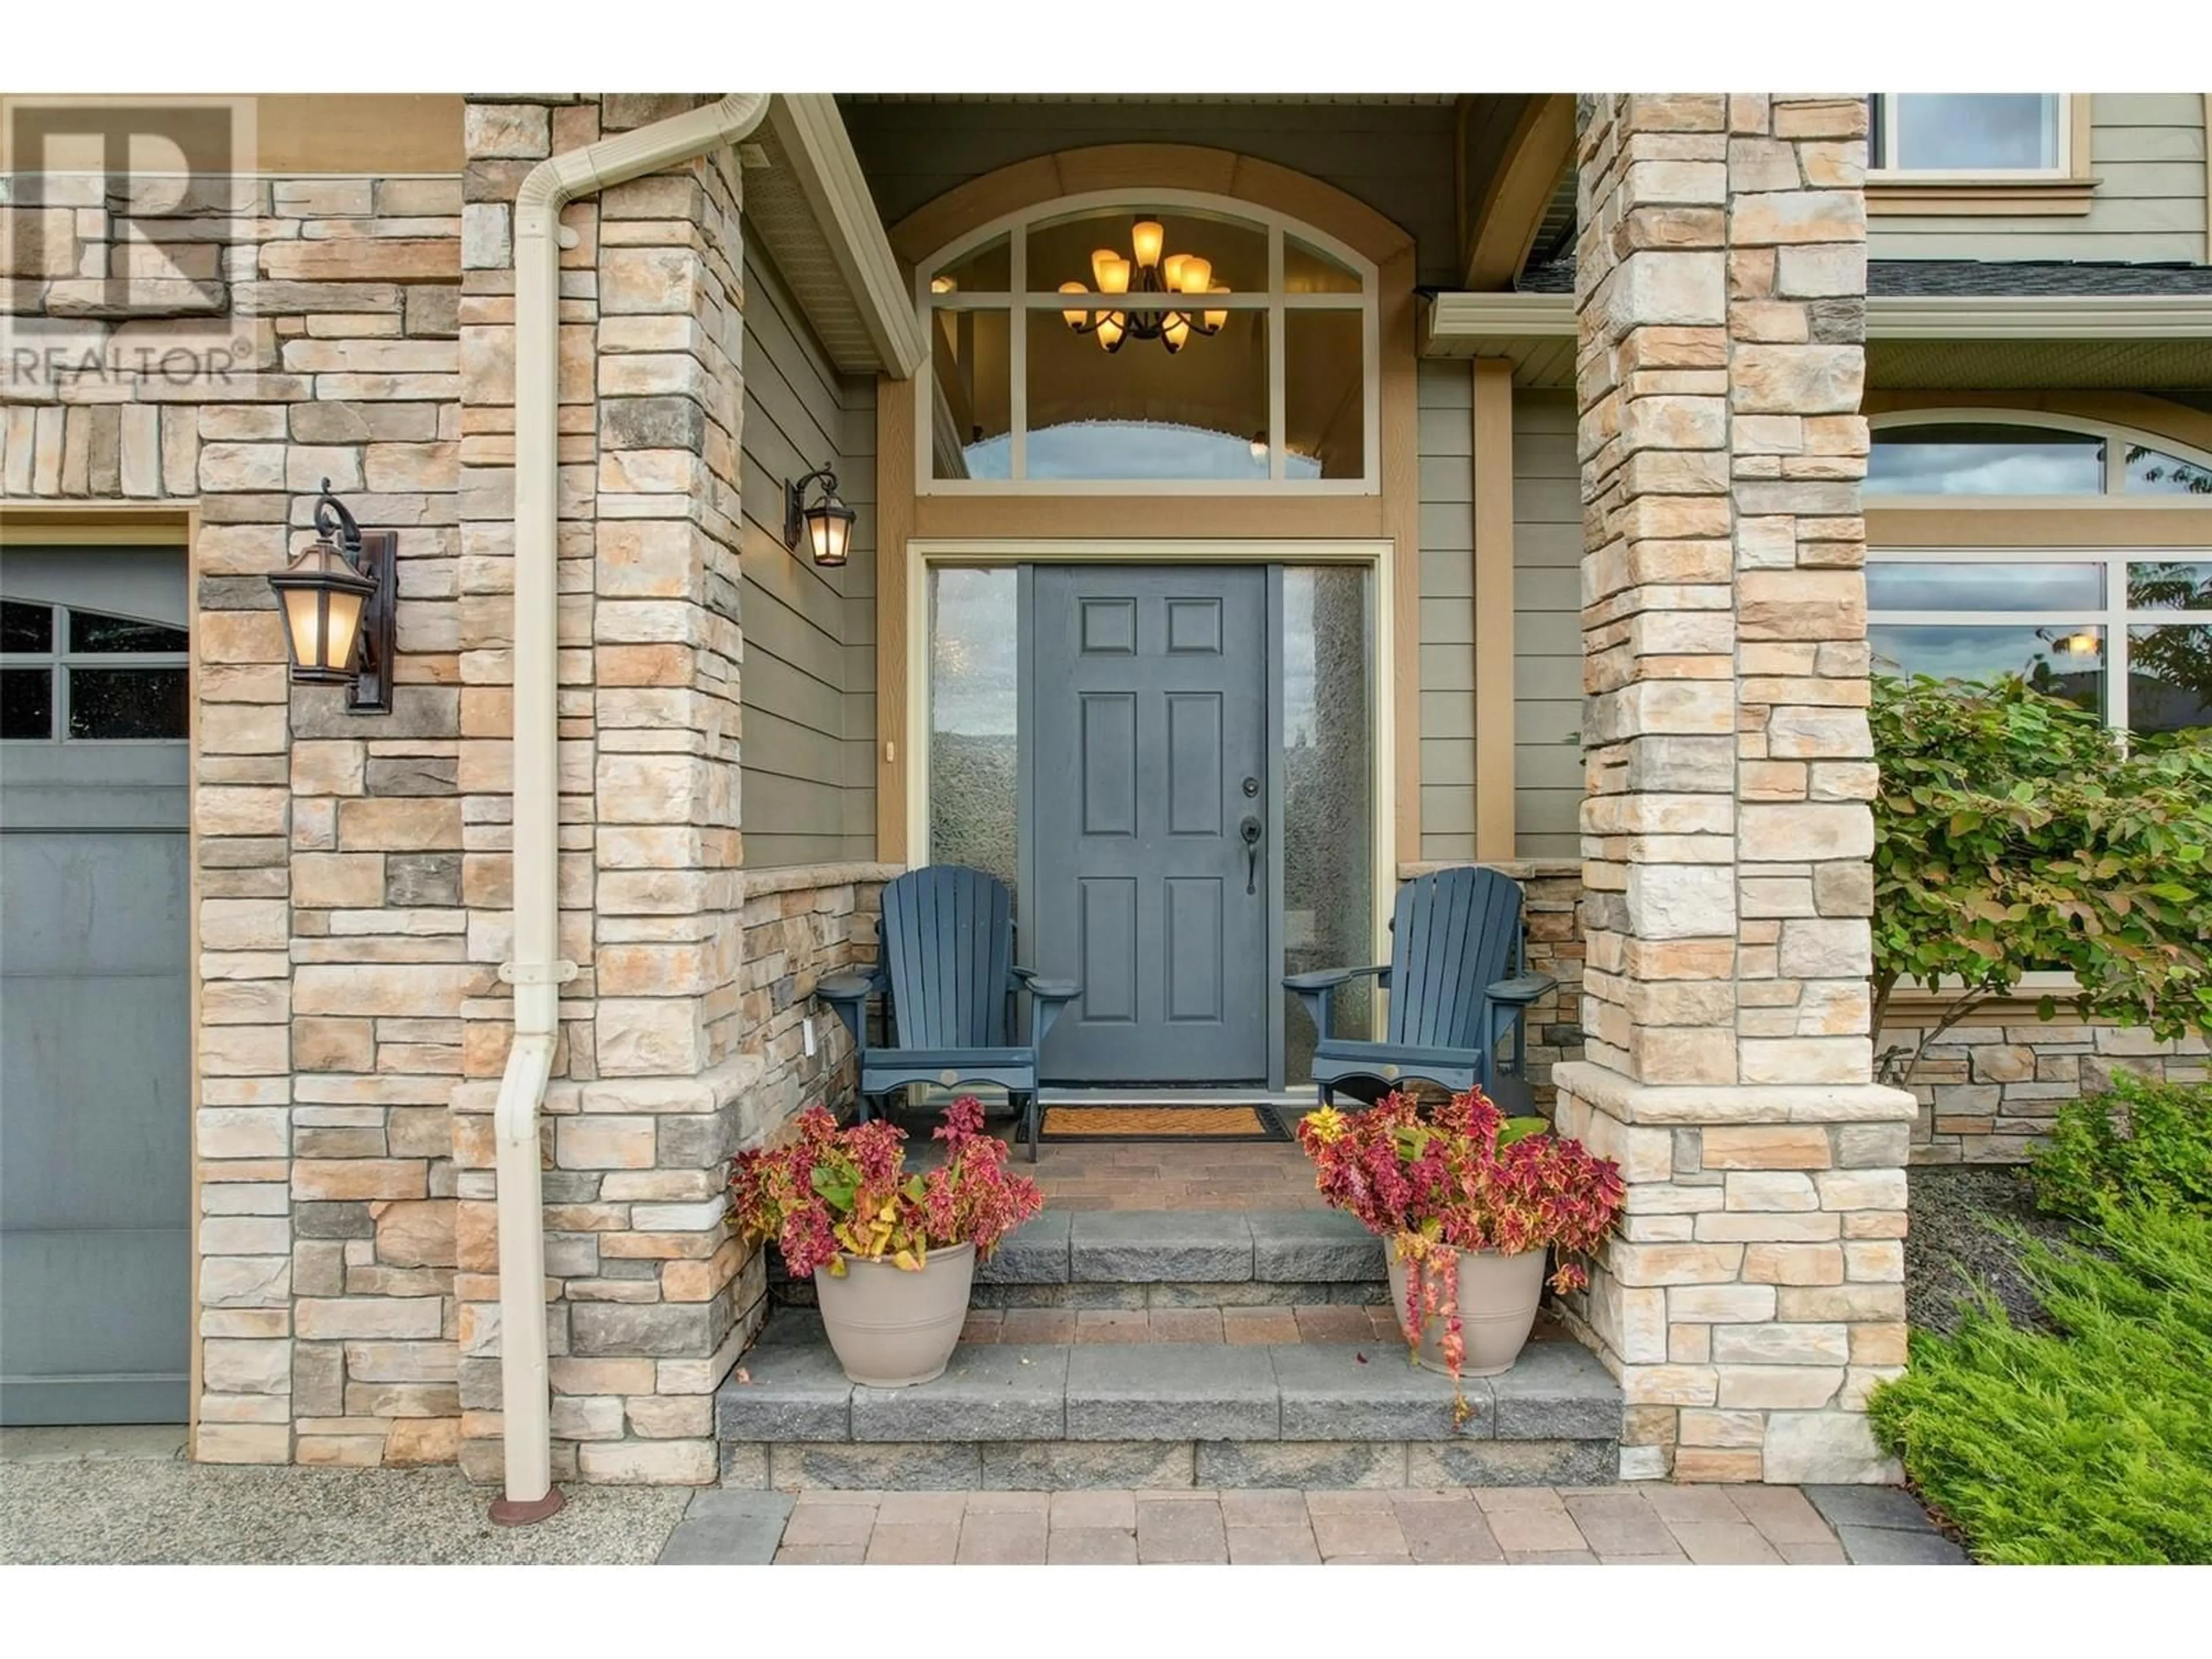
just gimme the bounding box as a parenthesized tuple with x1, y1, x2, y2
(2033, 1074, 2212, 1222)
(1869, 1200, 2212, 1564)
(1869, 675, 2212, 1083)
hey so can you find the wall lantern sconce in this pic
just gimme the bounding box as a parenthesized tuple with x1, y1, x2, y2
(267, 479, 397, 714)
(785, 465, 855, 569)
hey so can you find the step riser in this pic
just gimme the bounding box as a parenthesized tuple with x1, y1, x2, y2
(722, 1437, 1618, 1491)
(730, 1213, 1623, 1493)
(770, 1210, 1390, 1304)
(777, 1280, 1389, 1310)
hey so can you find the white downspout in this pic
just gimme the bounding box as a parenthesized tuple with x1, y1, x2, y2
(488, 92, 773, 1527)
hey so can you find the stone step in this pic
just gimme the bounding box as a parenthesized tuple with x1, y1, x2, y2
(771, 1210, 1392, 1310)
(715, 1315, 1622, 1491)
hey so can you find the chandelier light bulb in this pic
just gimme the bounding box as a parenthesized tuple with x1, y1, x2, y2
(1067, 218, 1218, 354)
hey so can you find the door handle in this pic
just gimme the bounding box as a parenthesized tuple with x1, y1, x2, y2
(1239, 814, 1263, 896)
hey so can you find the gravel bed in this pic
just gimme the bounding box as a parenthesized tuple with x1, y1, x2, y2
(1906, 1164, 2078, 1336)
(0, 1455, 690, 1566)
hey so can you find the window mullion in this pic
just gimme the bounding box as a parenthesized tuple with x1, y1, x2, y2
(1010, 230, 1028, 481)
(2107, 550, 2129, 734)
(53, 611, 72, 744)
(1268, 225, 1285, 483)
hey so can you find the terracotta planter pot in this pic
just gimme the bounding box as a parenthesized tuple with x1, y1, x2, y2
(812, 1241, 976, 1387)
(1385, 1241, 1549, 1378)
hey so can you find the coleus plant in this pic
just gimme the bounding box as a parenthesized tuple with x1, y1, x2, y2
(1296, 1088, 1623, 1406)
(730, 1096, 1043, 1278)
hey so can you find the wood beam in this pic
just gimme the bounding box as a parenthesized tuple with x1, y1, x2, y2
(1462, 94, 1575, 291)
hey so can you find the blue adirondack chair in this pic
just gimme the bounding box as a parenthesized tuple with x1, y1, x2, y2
(816, 865, 1079, 1162)
(1284, 866, 1556, 1110)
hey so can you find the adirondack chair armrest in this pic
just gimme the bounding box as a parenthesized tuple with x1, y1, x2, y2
(1012, 968, 1081, 1048)
(1484, 972, 1556, 1006)
(816, 971, 882, 1046)
(1283, 963, 1391, 1039)
(1282, 964, 1392, 993)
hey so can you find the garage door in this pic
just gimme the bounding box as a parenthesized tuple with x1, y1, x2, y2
(1, 547, 192, 1425)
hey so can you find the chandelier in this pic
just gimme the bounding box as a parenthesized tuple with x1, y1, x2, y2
(1058, 217, 1230, 354)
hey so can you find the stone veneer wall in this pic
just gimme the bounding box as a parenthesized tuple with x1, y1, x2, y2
(5, 150, 469, 1464)
(1887, 1015, 2208, 1165)
(442, 96, 895, 1485)
(3, 94, 886, 1483)
(1560, 93, 1918, 1485)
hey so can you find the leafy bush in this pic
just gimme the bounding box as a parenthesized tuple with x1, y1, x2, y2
(1869, 1201, 2212, 1564)
(730, 1097, 1041, 1277)
(1296, 1089, 1623, 1392)
(2032, 1074, 2212, 1222)
(1870, 674, 2212, 1081)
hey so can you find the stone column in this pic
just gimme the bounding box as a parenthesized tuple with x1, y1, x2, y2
(1562, 94, 1916, 1483)
(450, 95, 760, 1487)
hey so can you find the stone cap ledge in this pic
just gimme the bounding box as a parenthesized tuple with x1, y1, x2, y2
(737, 861, 903, 900)
(1397, 859, 1581, 881)
(449, 1052, 764, 1118)
(1554, 1062, 1919, 1126)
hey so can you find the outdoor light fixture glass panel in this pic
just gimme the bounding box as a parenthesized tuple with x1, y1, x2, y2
(267, 480, 395, 713)
(786, 467, 856, 567)
(274, 541, 373, 680)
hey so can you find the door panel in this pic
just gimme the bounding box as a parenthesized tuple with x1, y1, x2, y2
(1031, 566, 1268, 1084)
(1, 551, 190, 1426)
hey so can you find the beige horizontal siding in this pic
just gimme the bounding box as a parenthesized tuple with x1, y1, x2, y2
(1870, 93, 2208, 265)
(1512, 390, 1581, 860)
(739, 245, 878, 869)
(1416, 359, 1475, 861)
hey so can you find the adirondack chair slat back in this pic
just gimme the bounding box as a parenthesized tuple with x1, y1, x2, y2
(878, 865, 1014, 1050)
(1385, 868, 1524, 1050)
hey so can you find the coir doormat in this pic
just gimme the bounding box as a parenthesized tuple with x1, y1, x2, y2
(1037, 1104, 1296, 1143)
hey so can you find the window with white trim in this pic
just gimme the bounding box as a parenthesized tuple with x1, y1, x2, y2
(1869, 94, 2066, 176)
(918, 192, 1378, 493)
(1867, 416, 2212, 736)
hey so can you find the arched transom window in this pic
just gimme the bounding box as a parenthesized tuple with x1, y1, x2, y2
(917, 191, 1378, 493)
(1867, 412, 2212, 736)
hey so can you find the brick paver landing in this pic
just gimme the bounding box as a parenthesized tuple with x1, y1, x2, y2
(908, 1134, 1325, 1211)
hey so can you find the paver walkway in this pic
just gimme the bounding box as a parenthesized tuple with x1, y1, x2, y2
(4, 1427, 1964, 1566)
(662, 1482, 1964, 1566)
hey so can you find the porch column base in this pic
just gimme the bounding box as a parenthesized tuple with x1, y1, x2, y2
(1551, 1060, 1916, 1484)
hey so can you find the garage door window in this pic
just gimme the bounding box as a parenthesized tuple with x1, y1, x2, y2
(2, 599, 188, 741)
